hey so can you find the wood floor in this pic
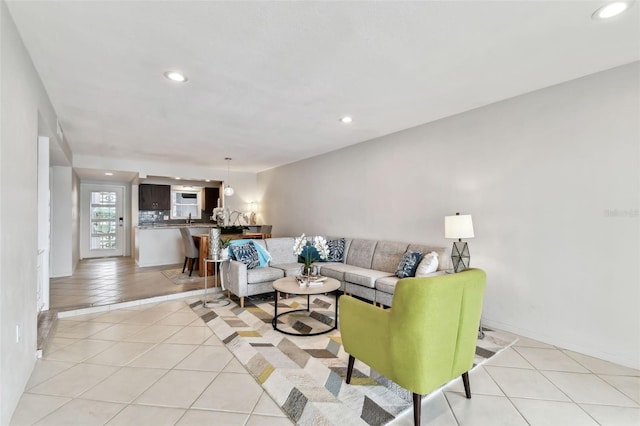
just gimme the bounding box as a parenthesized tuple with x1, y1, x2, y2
(49, 257, 207, 312)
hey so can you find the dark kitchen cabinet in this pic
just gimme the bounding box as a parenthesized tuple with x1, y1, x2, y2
(139, 184, 171, 210)
(204, 187, 220, 213)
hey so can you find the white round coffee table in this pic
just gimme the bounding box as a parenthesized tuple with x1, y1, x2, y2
(272, 276, 340, 336)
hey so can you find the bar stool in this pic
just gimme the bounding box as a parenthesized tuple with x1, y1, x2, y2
(180, 227, 199, 276)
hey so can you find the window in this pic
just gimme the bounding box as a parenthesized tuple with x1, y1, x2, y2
(90, 191, 117, 249)
(171, 191, 201, 219)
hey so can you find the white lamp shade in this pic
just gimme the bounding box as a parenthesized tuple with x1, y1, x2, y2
(223, 186, 234, 196)
(445, 214, 474, 239)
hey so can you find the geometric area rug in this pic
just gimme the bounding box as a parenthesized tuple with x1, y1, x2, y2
(186, 293, 517, 425)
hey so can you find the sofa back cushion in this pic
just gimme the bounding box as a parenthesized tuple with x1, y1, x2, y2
(408, 244, 449, 271)
(265, 237, 297, 264)
(345, 239, 377, 269)
(371, 241, 410, 273)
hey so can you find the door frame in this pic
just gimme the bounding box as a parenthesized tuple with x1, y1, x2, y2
(80, 183, 129, 259)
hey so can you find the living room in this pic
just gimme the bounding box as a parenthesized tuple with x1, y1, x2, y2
(1, 1, 638, 425)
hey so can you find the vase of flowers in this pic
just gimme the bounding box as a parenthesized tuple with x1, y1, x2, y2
(293, 234, 329, 278)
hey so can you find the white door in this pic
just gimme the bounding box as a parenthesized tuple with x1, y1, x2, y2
(81, 185, 125, 258)
(37, 136, 50, 312)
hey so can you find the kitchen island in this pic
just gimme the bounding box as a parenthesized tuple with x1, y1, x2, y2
(134, 225, 215, 268)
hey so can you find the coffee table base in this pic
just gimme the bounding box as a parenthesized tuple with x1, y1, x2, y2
(271, 292, 338, 336)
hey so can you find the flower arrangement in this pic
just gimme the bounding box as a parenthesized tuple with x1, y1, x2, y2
(293, 234, 329, 275)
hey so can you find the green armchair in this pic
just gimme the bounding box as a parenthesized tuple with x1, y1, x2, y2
(339, 268, 486, 425)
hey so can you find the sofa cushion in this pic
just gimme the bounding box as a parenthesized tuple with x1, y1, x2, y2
(345, 268, 394, 288)
(247, 266, 284, 284)
(408, 244, 448, 271)
(265, 237, 297, 265)
(375, 275, 401, 295)
(326, 238, 346, 262)
(371, 241, 409, 273)
(396, 250, 424, 278)
(318, 263, 360, 281)
(415, 251, 439, 277)
(271, 262, 303, 277)
(345, 239, 377, 269)
(231, 243, 260, 269)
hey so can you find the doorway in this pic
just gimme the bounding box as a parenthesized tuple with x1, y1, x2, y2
(80, 184, 126, 258)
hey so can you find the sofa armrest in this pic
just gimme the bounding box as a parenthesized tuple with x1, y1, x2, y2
(225, 259, 249, 298)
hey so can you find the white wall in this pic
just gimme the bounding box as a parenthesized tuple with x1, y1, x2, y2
(71, 169, 80, 271)
(259, 62, 640, 369)
(0, 2, 64, 423)
(50, 166, 73, 277)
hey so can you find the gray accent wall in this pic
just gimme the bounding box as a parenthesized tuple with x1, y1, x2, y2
(258, 62, 640, 369)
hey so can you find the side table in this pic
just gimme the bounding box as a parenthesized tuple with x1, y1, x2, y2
(203, 257, 230, 308)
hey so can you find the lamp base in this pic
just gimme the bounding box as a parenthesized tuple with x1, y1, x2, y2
(451, 241, 470, 273)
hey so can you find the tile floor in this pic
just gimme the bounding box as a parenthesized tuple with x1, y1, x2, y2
(13, 296, 640, 425)
(49, 258, 207, 311)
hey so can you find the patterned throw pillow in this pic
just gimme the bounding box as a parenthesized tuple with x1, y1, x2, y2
(326, 238, 346, 262)
(415, 251, 439, 277)
(230, 243, 260, 269)
(396, 251, 424, 278)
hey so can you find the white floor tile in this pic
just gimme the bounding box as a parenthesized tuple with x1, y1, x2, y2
(510, 397, 599, 426)
(127, 343, 198, 369)
(443, 366, 504, 397)
(175, 409, 249, 426)
(512, 336, 556, 349)
(445, 392, 528, 426)
(80, 367, 168, 403)
(484, 366, 569, 401)
(84, 341, 155, 366)
(45, 339, 115, 363)
(9, 393, 71, 426)
(390, 392, 458, 426)
(192, 372, 263, 413)
(483, 347, 534, 369)
(542, 371, 638, 407)
(514, 347, 590, 373)
(580, 403, 640, 426)
(564, 350, 640, 376)
(33, 398, 124, 426)
(88, 324, 148, 341)
(598, 375, 640, 405)
(122, 324, 183, 343)
(174, 345, 233, 371)
(134, 370, 217, 408)
(28, 363, 119, 398)
(105, 404, 185, 426)
(25, 360, 75, 390)
(163, 325, 213, 344)
(246, 414, 294, 425)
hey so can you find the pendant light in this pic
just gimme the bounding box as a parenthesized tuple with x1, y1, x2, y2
(223, 157, 234, 196)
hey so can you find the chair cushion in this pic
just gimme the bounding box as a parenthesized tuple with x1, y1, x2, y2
(396, 250, 424, 278)
(345, 268, 395, 288)
(247, 266, 284, 284)
(371, 241, 409, 273)
(345, 239, 377, 269)
(231, 243, 260, 269)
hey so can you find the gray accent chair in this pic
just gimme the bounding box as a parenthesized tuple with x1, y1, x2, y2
(180, 227, 199, 277)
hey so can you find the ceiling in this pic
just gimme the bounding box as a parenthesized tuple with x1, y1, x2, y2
(7, 1, 640, 174)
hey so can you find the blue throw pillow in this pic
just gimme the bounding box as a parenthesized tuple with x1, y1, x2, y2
(231, 242, 260, 269)
(326, 238, 346, 262)
(396, 251, 424, 278)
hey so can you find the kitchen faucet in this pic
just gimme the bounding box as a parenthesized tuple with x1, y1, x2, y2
(186, 212, 192, 224)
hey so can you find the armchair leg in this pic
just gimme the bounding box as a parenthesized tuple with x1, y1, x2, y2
(182, 257, 188, 273)
(346, 355, 355, 384)
(413, 393, 422, 426)
(189, 258, 195, 277)
(462, 371, 471, 399)
(240, 297, 244, 308)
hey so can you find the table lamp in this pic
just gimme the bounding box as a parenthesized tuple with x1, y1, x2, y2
(444, 212, 474, 273)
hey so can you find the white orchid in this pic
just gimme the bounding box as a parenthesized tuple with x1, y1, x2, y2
(313, 236, 330, 261)
(293, 234, 307, 256)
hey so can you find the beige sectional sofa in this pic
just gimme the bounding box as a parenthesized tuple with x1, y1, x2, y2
(224, 236, 448, 308)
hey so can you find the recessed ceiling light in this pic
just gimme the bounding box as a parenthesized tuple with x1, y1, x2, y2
(340, 116, 353, 124)
(163, 71, 188, 83)
(175, 177, 181, 180)
(104, 172, 113, 176)
(592, 2, 630, 19)
(205, 179, 211, 182)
